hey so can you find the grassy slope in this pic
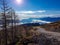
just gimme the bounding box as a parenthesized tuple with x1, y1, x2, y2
(41, 21, 60, 32)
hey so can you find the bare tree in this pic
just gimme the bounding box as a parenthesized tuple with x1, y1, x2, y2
(7, 8, 19, 45)
(0, 32, 1, 45)
(11, 8, 19, 43)
(0, 0, 20, 45)
(8, 8, 16, 43)
(0, 0, 10, 45)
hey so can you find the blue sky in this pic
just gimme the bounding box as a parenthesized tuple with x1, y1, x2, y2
(10, 0, 60, 11)
(0, 0, 60, 24)
(9, 0, 60, 24)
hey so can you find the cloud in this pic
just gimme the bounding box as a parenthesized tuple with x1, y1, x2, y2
(17, 14, 60, 20)
(37, 10, 46, 13)
(20, 11, 35, 14)
(20, 22, 24, 24)
(16, 10, 46, 14)
(32, 19, 51, 23)
(15, 10, 60, 20)
(14, 10, 60, 24)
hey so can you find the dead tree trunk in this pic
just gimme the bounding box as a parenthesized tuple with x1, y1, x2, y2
(0, 0, 10, 45)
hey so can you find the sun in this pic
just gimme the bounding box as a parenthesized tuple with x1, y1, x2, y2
(16, 0, 23, 4)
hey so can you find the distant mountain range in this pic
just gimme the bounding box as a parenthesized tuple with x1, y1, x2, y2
(21, 23, 40, 26)
(0, 17, 60, 25)
(39, 17, 60, 22)
(20, 17, 60, 24)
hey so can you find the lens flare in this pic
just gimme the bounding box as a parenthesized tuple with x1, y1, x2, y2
(16, 0, 23, 4)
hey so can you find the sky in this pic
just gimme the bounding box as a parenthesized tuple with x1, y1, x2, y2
(9, 0, 60, 10)
(1, 0, 60, 24)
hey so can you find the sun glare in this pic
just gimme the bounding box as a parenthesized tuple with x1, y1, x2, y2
(16, 0, 23, 4)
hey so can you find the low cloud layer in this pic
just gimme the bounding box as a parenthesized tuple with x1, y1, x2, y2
(16, 10, 60, 20)
(32, 19, 51, 23)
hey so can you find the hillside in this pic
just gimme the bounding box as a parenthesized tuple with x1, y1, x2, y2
(41, 21, 60, 32)
(0, 21, 60, 45)
(16, 22, 60, 45)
